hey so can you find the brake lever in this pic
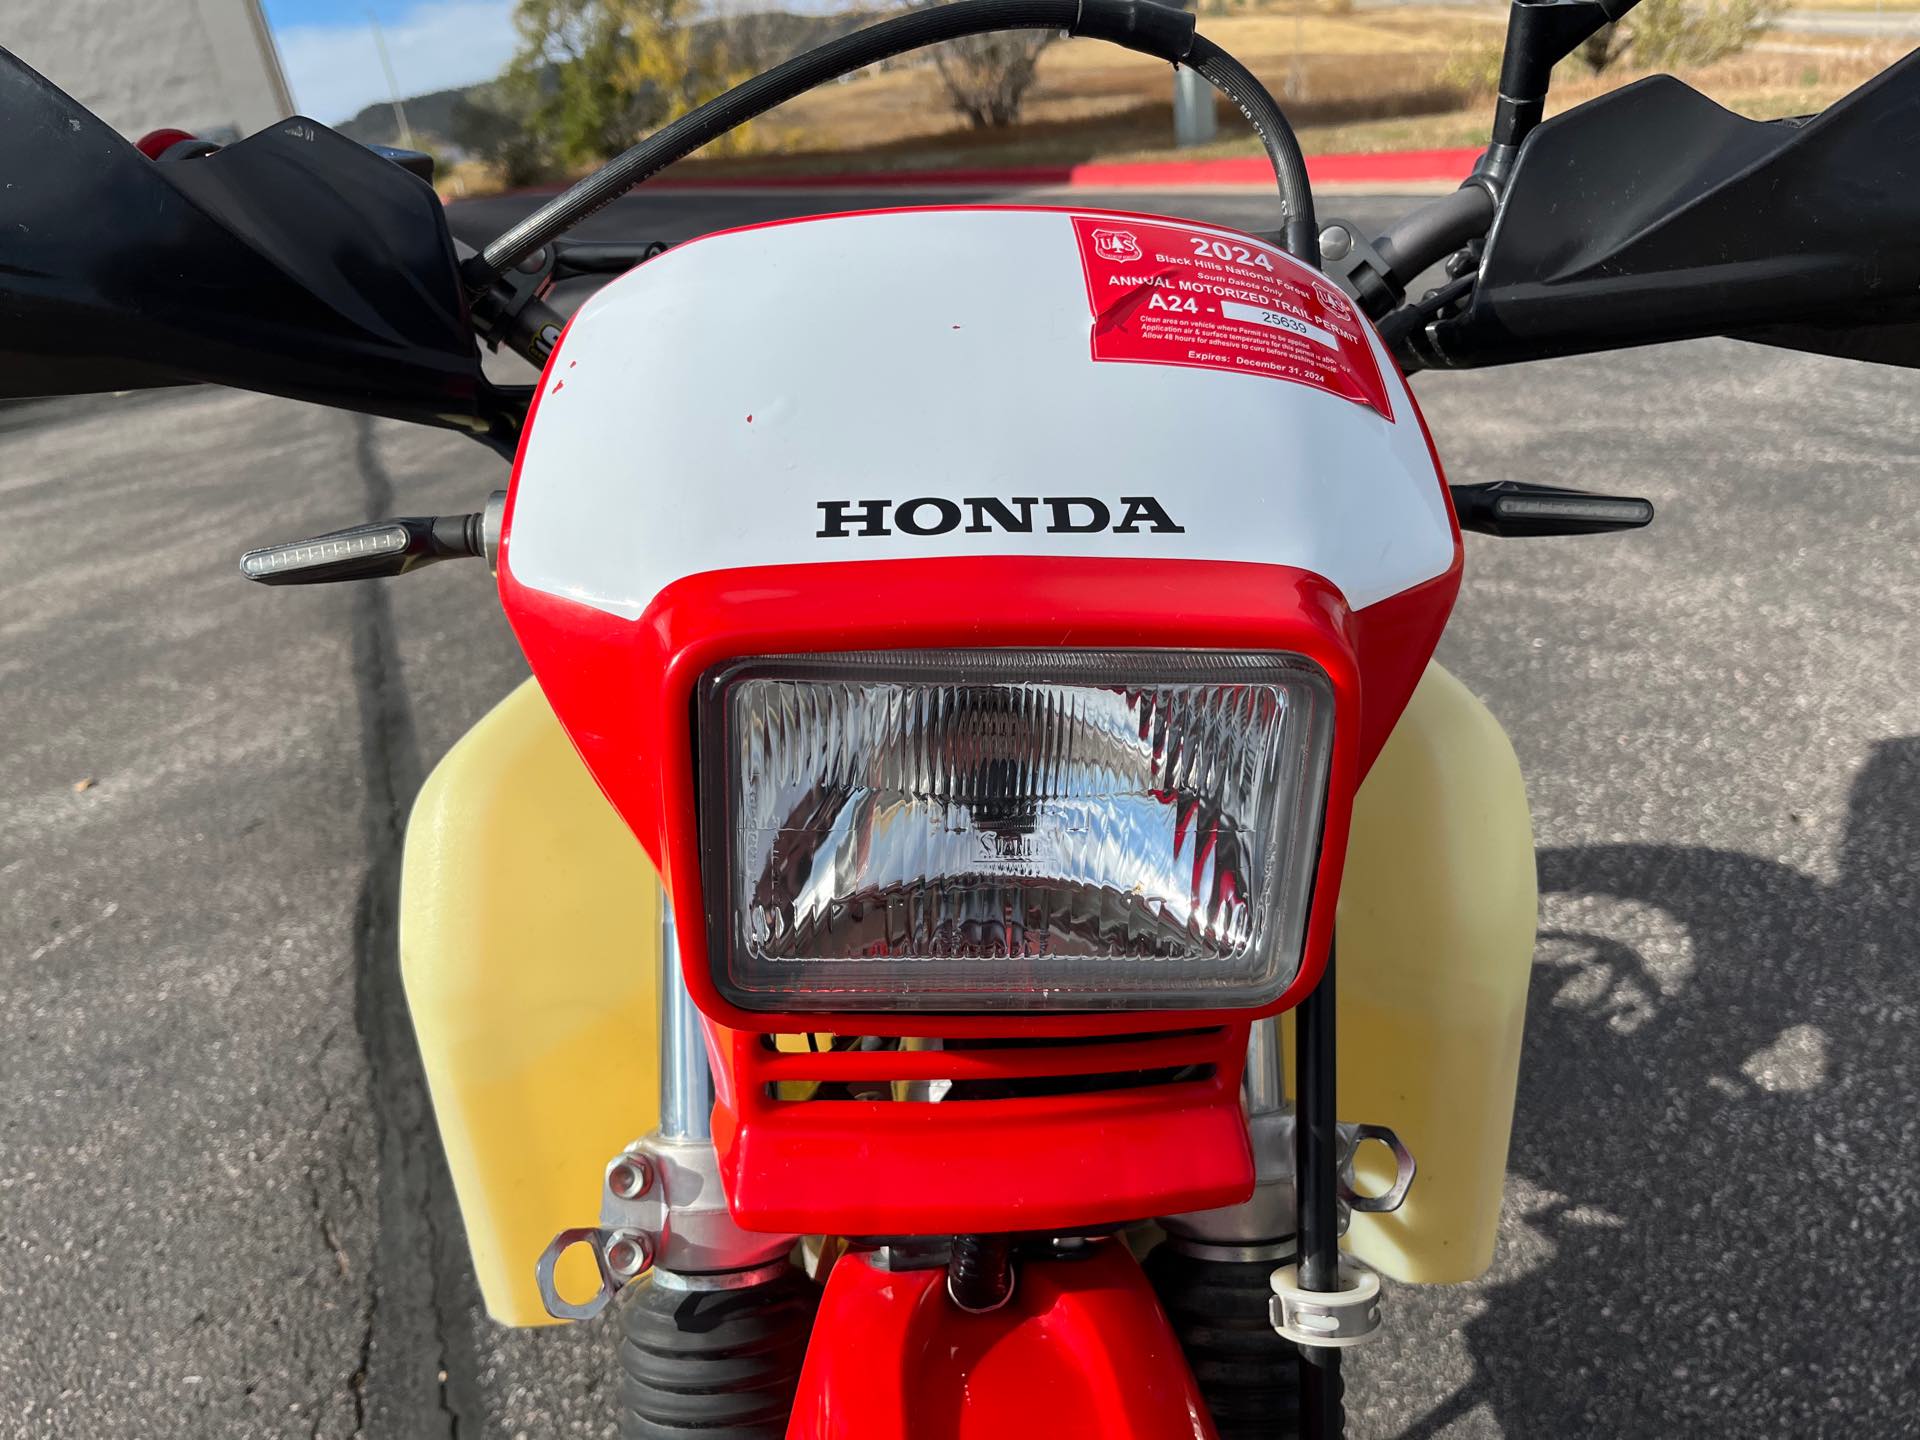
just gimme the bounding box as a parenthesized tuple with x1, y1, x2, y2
(470, 240, 667, 368)
(470, 244, 565, 365)
(551, 239, 670, 278)
(1376, 275, 1476, 354)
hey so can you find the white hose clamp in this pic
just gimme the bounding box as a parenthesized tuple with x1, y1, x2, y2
(1269, 1260, 1383, 1348)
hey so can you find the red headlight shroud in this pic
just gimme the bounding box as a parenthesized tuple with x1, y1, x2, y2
(508, 554, 1361, 1028)
(502, 553, 1412, 1233)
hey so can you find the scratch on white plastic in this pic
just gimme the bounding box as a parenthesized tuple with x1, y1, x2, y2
(507, 208, 1452, 622)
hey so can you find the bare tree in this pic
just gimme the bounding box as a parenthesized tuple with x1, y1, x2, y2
(929, 30, 1057, 128)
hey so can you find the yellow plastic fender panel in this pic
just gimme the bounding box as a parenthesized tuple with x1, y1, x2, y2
(400, 678, 661, 1325)
(401, 667, 1531, 1313)
(1335, 662, 1537, 1284)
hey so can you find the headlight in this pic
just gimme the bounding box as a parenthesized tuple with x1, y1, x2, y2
(699, 650, 1334, 1012)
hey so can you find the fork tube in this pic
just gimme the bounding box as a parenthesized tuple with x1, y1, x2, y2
(1295, 942, 1344, 1437)
(1243, 1016, 1285, 1117)
(658, 896, 713, 1142)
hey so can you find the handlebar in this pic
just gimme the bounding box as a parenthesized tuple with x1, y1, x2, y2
(1325, 184, 1497, 324)
(1372, 186, 1496, 292)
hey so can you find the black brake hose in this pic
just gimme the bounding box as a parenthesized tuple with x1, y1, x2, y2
(1182, 34, 1317, 263)
(468, 0, 1318, 290)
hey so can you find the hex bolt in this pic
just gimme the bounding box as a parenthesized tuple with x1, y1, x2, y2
(1318, 224, 1353, 263)
(604, 1229, 654, 1280)
(608, 1154, 654, 1201)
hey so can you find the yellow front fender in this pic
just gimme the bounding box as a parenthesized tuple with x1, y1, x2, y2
(400, 678, 661, 1325)
(1336, 663, 1537, 1284)
(404, 665, 1536, 1324)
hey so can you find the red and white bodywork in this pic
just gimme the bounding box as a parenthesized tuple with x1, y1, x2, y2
(487, 205, 1469, 1431)
(498, 203, 1460, 1238)
(507, 207, 1452, 623)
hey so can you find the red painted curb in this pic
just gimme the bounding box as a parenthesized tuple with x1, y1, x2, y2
(460, 146, 1482, 202)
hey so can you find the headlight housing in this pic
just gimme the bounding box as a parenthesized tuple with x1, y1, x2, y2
(699, 649, 1334, 1012)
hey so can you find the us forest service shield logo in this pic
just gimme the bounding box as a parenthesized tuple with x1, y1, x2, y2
(1091, 228, 1143, 263)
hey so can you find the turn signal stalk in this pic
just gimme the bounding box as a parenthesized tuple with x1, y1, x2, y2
(240, 493, 505, 584)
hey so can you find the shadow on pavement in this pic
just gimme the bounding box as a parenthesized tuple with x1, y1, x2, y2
(1403, 736, 1920, 1437)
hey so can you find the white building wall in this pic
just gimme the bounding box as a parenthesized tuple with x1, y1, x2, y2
(7, 0, 292, 142)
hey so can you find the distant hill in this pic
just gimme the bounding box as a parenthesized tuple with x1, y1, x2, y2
(335, 84, 475, 147)
(335, 8, 893, 149)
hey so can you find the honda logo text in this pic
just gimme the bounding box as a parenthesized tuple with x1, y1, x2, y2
(816, 496, 1185, 538)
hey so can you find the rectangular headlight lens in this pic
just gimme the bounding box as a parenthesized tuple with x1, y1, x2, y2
(700, 650, 1333, 1012)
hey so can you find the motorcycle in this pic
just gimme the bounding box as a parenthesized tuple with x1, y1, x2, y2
(4, 1, 1915, 1434)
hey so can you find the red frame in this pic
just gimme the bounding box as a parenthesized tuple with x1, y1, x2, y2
(495, 206, 1462, 1234)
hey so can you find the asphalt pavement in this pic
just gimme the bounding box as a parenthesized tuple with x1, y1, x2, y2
(4, 186, 1918, 1439)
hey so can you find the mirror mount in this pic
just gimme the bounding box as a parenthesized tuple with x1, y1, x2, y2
(1477, 0, 1644, 189)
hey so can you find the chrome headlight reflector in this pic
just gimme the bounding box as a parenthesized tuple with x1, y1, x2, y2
(699, 650, 1333, 1012)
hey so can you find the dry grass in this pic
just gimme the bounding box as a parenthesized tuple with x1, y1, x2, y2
(1779, 0, 1920, 9)
(445, 4, 1907, 194)
(1547, 41, 1895, 110)
(710, 7, 1893, 168)
(743, 9, 1508, 158)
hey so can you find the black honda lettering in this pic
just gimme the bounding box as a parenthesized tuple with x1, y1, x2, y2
(817, 499, 891, 538)
(895, 497, 962, 535)
(819, 495, 1181, 537)
(1046, 498, 1110, 533)
(964, 497, 1039, 534)
(1113, 496, 1185, 533)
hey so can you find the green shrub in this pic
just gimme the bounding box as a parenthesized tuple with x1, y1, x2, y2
(1631, 0, 1785, 69)
(1439, 41, 1504, 100)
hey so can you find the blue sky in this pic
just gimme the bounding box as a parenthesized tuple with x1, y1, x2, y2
(261, 0, 519, 124)
(266, 0, 440, 20)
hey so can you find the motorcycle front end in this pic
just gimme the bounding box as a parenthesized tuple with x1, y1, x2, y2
(394, 192, 1539, 1438)
(4, 0, 1916, 1432)
(402, 656, 1536, 1438)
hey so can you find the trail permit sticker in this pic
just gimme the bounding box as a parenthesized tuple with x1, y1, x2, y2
(1071, 215, 1393, 421)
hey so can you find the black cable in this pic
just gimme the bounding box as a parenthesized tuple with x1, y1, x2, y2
(1296, 946, 1338, 1288)
(1295, 942, 1345, 1438)
(1184, 34, 1318, 265)
(1375, 273, 1475, 349)
(470, 0, 1317, 288)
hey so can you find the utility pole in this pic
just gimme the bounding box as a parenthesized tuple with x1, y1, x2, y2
(1173, 66, 1217, 146)
(367, 8, 414, 149)
(1171, 0, 1216, 146)
(1288, 0, 1305, 104)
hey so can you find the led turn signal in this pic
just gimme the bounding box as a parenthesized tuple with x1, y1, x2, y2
(240, 493, 505, 584)
(1450, 481, 1655, 538)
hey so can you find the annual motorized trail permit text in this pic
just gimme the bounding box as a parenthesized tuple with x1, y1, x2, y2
(1072, 215, 1394, 421)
